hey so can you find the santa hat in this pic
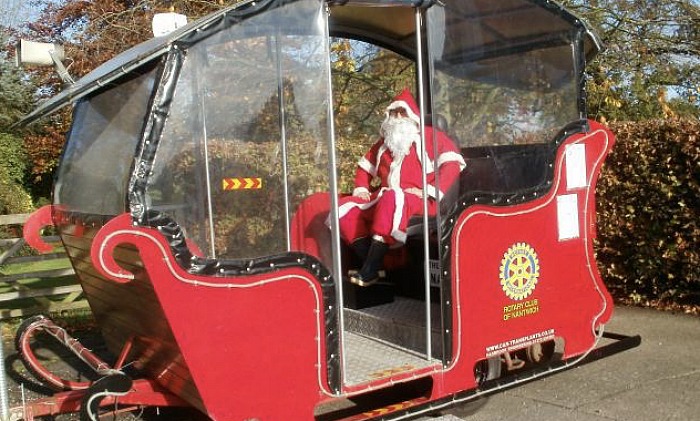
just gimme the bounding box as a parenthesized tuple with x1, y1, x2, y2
(386, 88, 421, 125)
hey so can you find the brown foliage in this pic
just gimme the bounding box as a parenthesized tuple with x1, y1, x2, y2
(26, 1, 233, 79)
(596, 119, 700, 311)
(23, 111, 71, 178)
(20, 1, 235, 180)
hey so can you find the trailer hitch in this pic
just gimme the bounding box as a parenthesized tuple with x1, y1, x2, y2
(79, 372, 133, 421)
(11, 315, 187, 420)
(15, 315, 125, 391)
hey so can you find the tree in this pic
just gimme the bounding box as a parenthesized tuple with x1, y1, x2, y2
(12, 0, 700, 190)
(0, 0, 34, 29)
(0, 34, 35, 213)
(11, 1, 237, 187)
(560, 0, 700, 121)
(0, 133, 34, 214)
(21, 1, 235, 81)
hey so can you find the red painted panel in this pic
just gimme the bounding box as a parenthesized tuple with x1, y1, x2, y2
(56, 215, 204, 410)
(442, 122, 615, 392)
(92, 214, 332, 420)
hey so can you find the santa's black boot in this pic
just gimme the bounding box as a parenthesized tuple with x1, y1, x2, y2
(350, 237, 371, 262)
(350, 240, 389, 287)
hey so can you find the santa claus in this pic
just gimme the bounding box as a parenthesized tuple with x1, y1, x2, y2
(338, 89, 466, 286)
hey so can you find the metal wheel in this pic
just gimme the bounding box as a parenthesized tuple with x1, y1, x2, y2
(525, 340, 555, 364)
(474, 356, 502, 385)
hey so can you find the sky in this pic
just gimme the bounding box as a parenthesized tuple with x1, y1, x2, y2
(0, 0, 42, 28)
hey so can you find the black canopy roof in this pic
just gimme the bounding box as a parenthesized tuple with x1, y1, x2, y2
(18, 0, 602, 126)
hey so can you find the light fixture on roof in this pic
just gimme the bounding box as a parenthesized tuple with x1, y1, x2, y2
(152, 11, 188, 37)
(15, 39, 75, 85)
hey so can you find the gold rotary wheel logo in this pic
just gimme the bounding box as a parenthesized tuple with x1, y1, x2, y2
(500, 243, 540, 300)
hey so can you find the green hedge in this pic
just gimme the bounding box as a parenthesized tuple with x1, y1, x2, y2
(596, 119, 699, 307)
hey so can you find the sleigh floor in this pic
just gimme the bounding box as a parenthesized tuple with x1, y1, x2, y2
(343, 297, 443, 386)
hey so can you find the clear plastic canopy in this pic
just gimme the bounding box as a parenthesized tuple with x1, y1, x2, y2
(50, 0, 598, 259)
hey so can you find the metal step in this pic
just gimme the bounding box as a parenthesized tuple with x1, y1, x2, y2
(343, 331, 439, 385)
(344, 297, 444, 358)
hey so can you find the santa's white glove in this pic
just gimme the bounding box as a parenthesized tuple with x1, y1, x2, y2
(405, 187, 423, 198)
(352, 187, 371, 202)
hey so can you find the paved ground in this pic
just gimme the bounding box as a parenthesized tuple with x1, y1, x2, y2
(2, 306, 698, 420)
(441, 306, 700, 421)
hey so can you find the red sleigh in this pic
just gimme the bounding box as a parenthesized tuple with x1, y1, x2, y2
(13, 1, 639, 419)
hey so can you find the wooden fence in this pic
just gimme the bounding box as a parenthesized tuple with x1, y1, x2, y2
(0, 213, 88, 320)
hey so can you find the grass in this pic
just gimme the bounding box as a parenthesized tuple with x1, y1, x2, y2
(0, 256, 73, 275)
(0, 257, 75, 293)
(0, 254, 92, 324)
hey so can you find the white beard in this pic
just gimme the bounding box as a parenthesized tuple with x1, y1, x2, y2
(380, 116, 420, 159)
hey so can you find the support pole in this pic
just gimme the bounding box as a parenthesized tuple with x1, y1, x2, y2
(415, 7, 432, 361)
(0, 321, 11, 421)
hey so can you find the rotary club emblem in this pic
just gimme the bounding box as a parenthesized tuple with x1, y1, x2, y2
(500, 243, 540, 300)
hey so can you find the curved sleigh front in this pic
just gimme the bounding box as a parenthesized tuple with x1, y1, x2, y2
(89, 213, 339, 420)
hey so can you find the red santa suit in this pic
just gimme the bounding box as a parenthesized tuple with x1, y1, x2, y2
(338, 90, 466, 246)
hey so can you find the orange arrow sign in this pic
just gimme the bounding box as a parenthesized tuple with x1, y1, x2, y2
(222, 177, 262, 191)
